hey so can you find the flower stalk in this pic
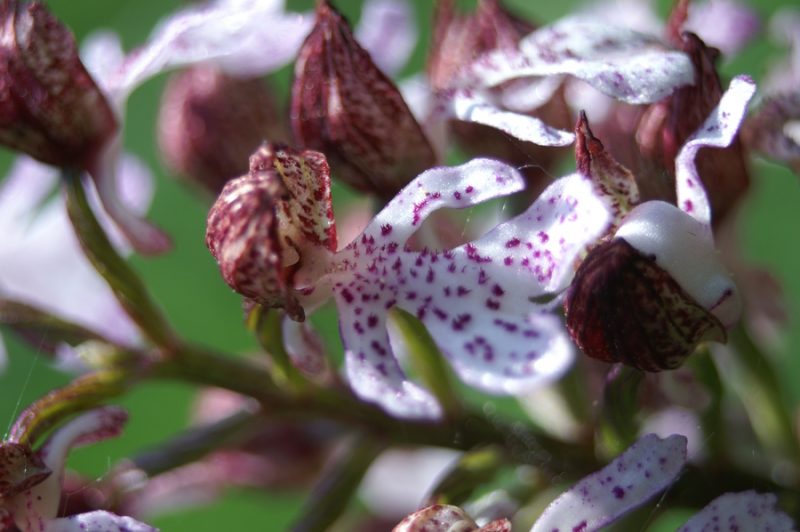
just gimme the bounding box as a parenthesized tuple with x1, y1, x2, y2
(62, 170, 178, 349)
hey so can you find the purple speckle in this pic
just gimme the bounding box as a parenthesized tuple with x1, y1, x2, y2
(341, 289, 354, 304)
(381, 224, 393, 236)
(612, 486, 625, 499)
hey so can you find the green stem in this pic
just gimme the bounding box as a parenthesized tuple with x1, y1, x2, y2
(428, 445, 506, 506)
(596, 365, 643, 459)
(725, 327, 800, 465)
(291, 435, 384, 532)
(392, 309, 462, 416)
(157, 343, 598, 478)
(248, 306, 306, 389)
(8, 369, 130, 446)
(132, 409, 260, 476)
(62, 171, 178, 349)
(689, 353, 727, 464)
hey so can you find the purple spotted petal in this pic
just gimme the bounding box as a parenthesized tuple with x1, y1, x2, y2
(677, 491, 795, 532)
(356, 0, 416, 76)
(470, 18, 694, 105)
(111, 0, 312, 99)
(438, 89, 575, 146)
(675, 75, 756, 226)
(45, 511, 156, 532)
(468, 172, 613, 295)
(532, 434, 688, 532)
(364, 158, 526, 244)
(338, 297, 443, 419)
(312, 159, 611, 415)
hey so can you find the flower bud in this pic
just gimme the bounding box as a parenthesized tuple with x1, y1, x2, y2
(206, 149, 302, 320)
(636, 29, 750, 225)
(0, 0, 116, 169)
(394, 504, 510, 532)
(290, 0, 435, 197)
(428, 0, 535, 91)
(565, 201, 740, 371)
(206, 143, 337, 321)
(158, 65, 285, 195)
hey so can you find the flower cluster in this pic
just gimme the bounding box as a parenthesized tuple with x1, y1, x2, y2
(0, 0, 798, 530)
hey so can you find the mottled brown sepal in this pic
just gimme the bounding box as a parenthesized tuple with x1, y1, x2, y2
(565, 238, 726, 371)
(0, 442, 50, 499)
(206, 158, 302, 320)
(393, 504, 510, 532)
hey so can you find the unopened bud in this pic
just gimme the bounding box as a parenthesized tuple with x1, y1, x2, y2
(206, 151, 301, 320)
(206, 143, 337, 321)
(636, 30, 749, 224)
(291, 0, 435, 197)
(565, 201, 739, 371)
(394, 504, 510, 532)
(428, 0, 534, 91)
(158, 65, 285, 195)
(0, 0, 116, 169)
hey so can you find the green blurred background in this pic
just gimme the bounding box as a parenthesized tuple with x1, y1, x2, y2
(0, 0, 798, 529)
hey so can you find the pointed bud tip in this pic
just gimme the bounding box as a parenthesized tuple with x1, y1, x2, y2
(0, 0, 116, 168)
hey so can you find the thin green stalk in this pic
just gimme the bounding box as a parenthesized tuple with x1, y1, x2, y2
(8, 369, 130, 446)
(392, 309, 462, 416)
(132, 409, 260, 476)
(158, 343, 598, 478)
(62, 171, 178, 349)
(248, 306, 307, 389)
(724, 327, 800, 466)
(291, 435, 385, 532)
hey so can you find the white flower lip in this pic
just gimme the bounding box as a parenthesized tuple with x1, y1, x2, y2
(615, 201, 741, 328)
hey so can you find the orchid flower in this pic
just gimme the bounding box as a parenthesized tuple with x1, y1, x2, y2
(207, 144, 613, 418)
(206, 74, 757, 418)
(565, 76, 755, 370)
(0, 407, 155, 531)
(393, 434, 794, 532)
